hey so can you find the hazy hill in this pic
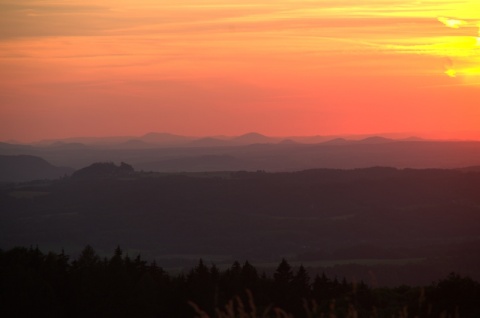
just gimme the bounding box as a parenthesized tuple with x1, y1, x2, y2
(34, 135, 136, 146)
(116, 139, 155, 149)
(140, 132, 193, 145)
(140, 154, 251, 171)
(187, 137, 233, 147)
(0, 142, 34, 154)
(2, 136, 480, 171)
(47, 142, 87, 149)
(0, 155, 74, 182)
(71, 162, 134, 179)
(278, 139, 298, 145)
(322, 138, 348, 145)
(355, 136, 394, 144)
(231, 132, 278, 144)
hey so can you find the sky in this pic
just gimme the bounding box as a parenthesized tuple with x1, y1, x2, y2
(0, 0, 479, 142)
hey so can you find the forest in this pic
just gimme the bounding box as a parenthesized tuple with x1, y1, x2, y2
(1, 245, 480, 318)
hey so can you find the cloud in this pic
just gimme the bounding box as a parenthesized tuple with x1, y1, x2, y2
(1, 1, 478, 80)
(0, 1, 110, 38)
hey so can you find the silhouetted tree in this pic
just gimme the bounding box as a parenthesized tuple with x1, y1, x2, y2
(273, 258, 295, 312)
(274, 258, 294, 286)
(187, 259, 215, 314)
(292, 265, 310, 297)
(73, 245, 99, 269)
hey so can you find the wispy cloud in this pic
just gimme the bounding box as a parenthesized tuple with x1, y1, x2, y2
(0, 1, 111, 38)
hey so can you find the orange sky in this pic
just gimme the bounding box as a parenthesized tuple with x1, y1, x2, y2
(1, 0, 479, 142)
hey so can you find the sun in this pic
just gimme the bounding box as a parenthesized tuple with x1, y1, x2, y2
(445, 69, 457, 78)
(437, 18, 480, 83)
(438, 17, 467, 29)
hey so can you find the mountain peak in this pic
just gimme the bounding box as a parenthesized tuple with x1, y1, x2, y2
(357, 136, 394, 144)
(232, 132, 272, 144)
(239, 132, 266, 138)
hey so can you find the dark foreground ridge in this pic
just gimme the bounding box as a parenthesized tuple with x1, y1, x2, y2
(1, 166, 480, 287)
(1, 245, 479, 318)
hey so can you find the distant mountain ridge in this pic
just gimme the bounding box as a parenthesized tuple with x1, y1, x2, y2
(187, 137, 233, 147)
(2, 133, 480, 172)
(140, 132, 193, 145)
(231, 132, 277, 144)
(26, 132, 425, 148)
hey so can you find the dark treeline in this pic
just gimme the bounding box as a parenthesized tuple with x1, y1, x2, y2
(1, 246, 480, 318)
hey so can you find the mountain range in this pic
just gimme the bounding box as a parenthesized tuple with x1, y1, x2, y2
(20, 132, 424, 148)
(2, 132, 480, 182)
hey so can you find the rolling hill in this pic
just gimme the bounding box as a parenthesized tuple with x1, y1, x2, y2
(0, 155, 74, 183)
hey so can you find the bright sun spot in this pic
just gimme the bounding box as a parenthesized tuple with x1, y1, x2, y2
(438, 17, 467, 29)
(445, 69, 457, 77)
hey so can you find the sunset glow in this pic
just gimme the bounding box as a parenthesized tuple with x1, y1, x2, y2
(1, 0, 479, 141)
